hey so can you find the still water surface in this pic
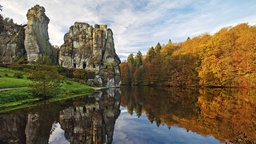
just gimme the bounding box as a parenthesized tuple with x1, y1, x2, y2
(0, 87, 256, 144)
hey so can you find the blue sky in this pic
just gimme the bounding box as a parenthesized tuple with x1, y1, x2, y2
(113, 107, 220, 144)
(1, 0, 256, 60)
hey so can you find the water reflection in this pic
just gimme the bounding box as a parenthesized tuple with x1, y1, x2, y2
(1, 87, 256, 143)
(0, 88, 121, 144)
(117, 87, 256, 143)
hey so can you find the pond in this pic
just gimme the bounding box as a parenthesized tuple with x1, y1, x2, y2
(0, 87, 256, 144)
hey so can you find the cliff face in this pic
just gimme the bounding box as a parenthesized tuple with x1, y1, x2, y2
(0, 18, 26, 64)
(59, 22, 121, 87)
(24, 5, 53, 63)
(0, 5, 121, 87)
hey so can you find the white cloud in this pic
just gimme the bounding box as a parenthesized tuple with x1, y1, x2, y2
(48, 122, 70, 144)
(1, 0, 256, 59)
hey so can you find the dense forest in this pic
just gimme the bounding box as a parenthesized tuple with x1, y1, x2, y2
(121, 23, 256, 88)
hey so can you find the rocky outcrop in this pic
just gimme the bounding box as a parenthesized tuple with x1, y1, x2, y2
(24, 5, 53, 63)
(0, 5, 122, 87)
(59, 22, 121, 87)
(0, 18, 26, 64)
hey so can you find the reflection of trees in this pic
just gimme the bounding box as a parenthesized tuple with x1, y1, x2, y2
(120, 87, 256, 143)
(120, 87, 199, 126)
(198, 89, 256, 143)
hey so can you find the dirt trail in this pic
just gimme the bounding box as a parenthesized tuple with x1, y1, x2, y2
(0, 87, 27, 91)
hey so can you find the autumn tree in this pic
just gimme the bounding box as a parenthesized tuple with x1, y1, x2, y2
(154, 42, 161, 55)
(120, 23, 256, 88)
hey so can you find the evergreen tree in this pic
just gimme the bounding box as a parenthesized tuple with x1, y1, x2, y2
(155, 42, 161, 55)
(147, 47, 155, 62)
(135, 51, 143, 67)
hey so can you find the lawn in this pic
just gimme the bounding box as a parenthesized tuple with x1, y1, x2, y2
(0, 66, 95, 113)
(0, 67, 32, 88)
(0, 81, 94, 113)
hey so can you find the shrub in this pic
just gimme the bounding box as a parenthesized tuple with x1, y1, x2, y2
(16, 57, 28, 64)
(8, 64, 26, 71)
(35, 55, 52, 65)
(73, 69, 86, 79)
(4, 73, 8, 77)
(57, 67, 74, 78)
(13, 72, 23, 78)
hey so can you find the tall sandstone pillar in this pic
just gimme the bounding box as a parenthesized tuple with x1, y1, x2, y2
(24, 5, 53, 63)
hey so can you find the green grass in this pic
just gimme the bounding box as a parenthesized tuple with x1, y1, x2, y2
(0, 81, 94, 113)
(0, 67, 32, 88)
(0, 77, 32, 88)
(0, 88, 33, 104)
(60, 80, 94, 95)
(0, 66, 95, 113)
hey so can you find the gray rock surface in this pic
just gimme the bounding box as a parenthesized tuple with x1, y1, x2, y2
(24, 5, 53, 63)
(0, 18, 26, 64)
(59, 22, 121, 87)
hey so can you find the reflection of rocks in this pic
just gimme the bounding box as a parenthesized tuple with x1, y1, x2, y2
(0, 114, 26, 144)
(59, 88, 121, 144)
(0, 112, 53, 144)
(25, 113, 42, 144)
(101, 89, 121, 143)
(0, 89, 121, 144)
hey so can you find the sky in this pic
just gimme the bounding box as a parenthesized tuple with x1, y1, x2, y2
(1, 0, 256, 60)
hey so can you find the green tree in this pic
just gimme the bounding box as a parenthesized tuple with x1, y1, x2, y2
(147, 47, 155, 62)
(126, 54, 135, 84)
(36, 55, 52, 65)
(28, 65, 62, 100)
(127, 53, 135, 65)
(135, 51, 143, 67)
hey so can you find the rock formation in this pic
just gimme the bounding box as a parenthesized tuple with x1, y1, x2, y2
(24, 5, 53, 63)
(59, 22, 121, 87)
(0, 18, 26, 64)
(0, 5, 122, 87)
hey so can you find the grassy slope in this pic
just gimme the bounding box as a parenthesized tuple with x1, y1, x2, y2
(0, 67, 31, 88)
(0, 67, 94, 113)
